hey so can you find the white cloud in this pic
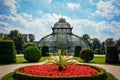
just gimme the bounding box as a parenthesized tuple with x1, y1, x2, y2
(95, 0, 120, 19)
(67, 3, 80, 10)
(1, 0, 120, 41)
(89, 0, 96, 5)
(45, 0, 52, 4)
(36, 10, 43, 15)
(3, 0, 17, 15)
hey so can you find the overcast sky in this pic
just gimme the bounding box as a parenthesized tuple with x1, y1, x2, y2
(0, 0, 120, 41)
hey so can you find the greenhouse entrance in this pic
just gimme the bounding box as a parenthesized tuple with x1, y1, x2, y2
(38, 18, 88, 53)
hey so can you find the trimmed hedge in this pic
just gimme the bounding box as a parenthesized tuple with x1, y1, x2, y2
(118, 47, 120, 53)
(0, 40, 16, 64)
(80, 48, 94, 62)
(13, 64, 107, 80)
(24, 46, 41, 62)
(74, 46, 81, 57)
(42, 45, 49, 56)
(105, 46, 119, 64)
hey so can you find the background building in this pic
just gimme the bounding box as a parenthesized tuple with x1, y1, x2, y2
(38, 18, 88, 53)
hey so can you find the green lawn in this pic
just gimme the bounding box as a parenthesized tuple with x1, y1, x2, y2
(16, 54, 120, 65)
(74, 55, 120, 65)
(16, 56, 50, 64)
(74, 55, 106, 64)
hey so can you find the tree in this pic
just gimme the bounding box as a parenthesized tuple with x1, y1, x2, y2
(100, 42, 105, 54)
(115, 39, 120, 47)
(28, 34, 35, 42)
(0, 33, 3, 40)
(91, 38, 101, 50)
(81, 34, 91, 47)
(23, 34, 28, 42)
(9, 30, 24, 54)
(105, 38, 114, 47)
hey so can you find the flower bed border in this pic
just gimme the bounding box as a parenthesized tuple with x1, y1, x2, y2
(13, 64, 107, 80)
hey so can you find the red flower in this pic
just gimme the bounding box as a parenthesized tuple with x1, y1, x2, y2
(21, 64, 98, 77)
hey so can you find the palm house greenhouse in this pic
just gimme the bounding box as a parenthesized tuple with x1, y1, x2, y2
(38, 18, 88, 53)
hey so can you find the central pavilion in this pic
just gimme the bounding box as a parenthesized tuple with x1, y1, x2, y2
(38, 18, 88, 52)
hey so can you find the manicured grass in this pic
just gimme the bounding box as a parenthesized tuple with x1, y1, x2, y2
(74, 55, 120, 65)
(16, 54, 120, 65)
(74, 55, 106, 64)
(1, 72, 118, 80)
(16, 55, 50, 64)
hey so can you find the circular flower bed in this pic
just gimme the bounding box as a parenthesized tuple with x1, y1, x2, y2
(13, 64, 107, 80)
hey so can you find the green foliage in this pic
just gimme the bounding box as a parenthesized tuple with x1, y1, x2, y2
(24, 46, 41, 62)
(105, 46, 119, 64)
(74, 46, 81, 57)
(23, 42, 36, 49)
(47, 49, 76, 71)
(8, 30, 24, 54)
(0, 40, 16, 64)
(80, 48, 94, 62)
(118, 47, 120, 53)
(42, 45, 49, 56)
(13, 64, 107, 80)
(94, 49, 100, 54)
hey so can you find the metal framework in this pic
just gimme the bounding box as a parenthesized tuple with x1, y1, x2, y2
(38, 18, 88, 52)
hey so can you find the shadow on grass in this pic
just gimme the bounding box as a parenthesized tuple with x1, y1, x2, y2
(1, 72, 118, 80)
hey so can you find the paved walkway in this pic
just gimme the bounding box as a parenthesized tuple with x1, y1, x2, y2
(0, 62, 120, 80)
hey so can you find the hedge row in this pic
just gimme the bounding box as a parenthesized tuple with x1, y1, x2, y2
(105, 46, 119, 64)
(0, 40, 16, 64)
(13, 64, 107, 80)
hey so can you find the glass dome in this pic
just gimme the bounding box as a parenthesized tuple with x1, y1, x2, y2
(38, 18, 89, 53)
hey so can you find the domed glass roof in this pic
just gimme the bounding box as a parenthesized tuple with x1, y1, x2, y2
(53, 18, 71, 28)
(38, 18, 89, 53)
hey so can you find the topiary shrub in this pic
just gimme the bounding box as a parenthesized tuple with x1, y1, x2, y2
(42, 45, 49, 56)
(74, 46, 81, 57)
(24, 46, 41, 62)
(118, 47, 120, 54)
(80, 48, 94, 62)
(0, 40, 16, 64)
(105, 46, 119, 64)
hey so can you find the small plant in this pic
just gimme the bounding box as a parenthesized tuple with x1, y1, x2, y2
(47, 49, 76, 71)
(24, 46, 41, 62)
(80, 48, 94, 62)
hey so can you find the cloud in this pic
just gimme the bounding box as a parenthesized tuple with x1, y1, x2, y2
(45, 0, 52, 4)
(3, 0, 17, 15)
(67, 3, 80, 10)
(95, 0, 120, 19)
(1, 0, 120, 41)
(1, 11, 120, 41)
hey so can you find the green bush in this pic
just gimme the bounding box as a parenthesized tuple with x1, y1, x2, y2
(24, 46, 41, 62)
(94, 49, 100, 54)
(80, 48, 94, 62)
(118, 47, 120, 53)
(74, 46, 81, 57)
(0, 40, 16, 64)
(105, 46, 119, 64)
(23, 42, 36, 49)
(42, 45, 49, 56)
(13, 64, 107, 80)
